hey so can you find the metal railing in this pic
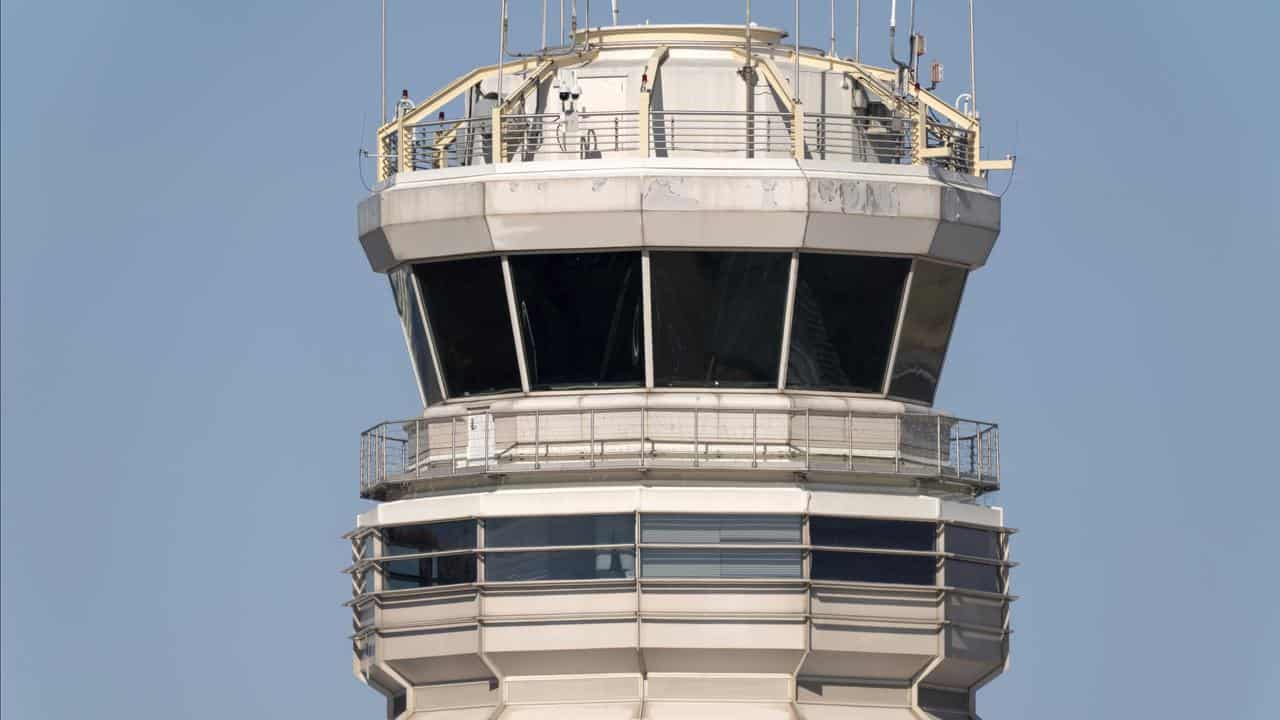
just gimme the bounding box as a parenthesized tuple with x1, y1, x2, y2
(803, 112, 915, 164)
(924, 118, 976, 174)
(501, 111, 641, 160)
(360, 408, 999, 498)
(380, 108, 980, 176)
(650, 110, 794, 158)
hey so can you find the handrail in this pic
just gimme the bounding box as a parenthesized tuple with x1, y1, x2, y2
(358, 407, 1000, 499)
(379, 106, 972, 173)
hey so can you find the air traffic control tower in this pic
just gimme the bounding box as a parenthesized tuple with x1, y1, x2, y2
(349, 6, 1014, 719)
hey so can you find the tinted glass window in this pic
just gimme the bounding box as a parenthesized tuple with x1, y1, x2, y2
(918, 687, 970, 712)
(811, 551, 936, 585)
(650, 252, 790, 387)
(390, 267, 444, 404)
(641, 549, 803, 579)
(414, 257, 521, 396)
(889, 261, 967, 404)
(509, 252, 644, 390)
(485, 515, 634, 548)
(946, 559, 1001, 593)
(384, 555, 477, 589)
(810, 516, 936, 551)
(640, 514, 802, 544)
(485, 549, 635, 581)
(945, 525, 1000, 559)
(787, 254, 910, 392)
(384, 520, 476, 555)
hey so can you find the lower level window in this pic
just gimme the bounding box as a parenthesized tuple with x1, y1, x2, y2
(384, 555, 477, 589)
(810, 550, 936, 586)
(641, 549, 803, 579)
(945, 559, 1002, 594)
(485, 549, 635, 582)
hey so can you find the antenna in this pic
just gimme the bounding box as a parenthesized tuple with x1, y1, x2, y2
(379, 0, 386, 124)
(968, 0, 978, 116)
(794, 0, 801, 102)
(830, 0, 837, 57)
(855, 0, 861, 62)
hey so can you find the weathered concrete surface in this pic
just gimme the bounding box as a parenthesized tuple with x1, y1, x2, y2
(357, 159, 1001, 272)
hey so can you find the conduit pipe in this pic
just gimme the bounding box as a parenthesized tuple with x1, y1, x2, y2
(501, 0, 584, 61)
(888, 0, 909, 91)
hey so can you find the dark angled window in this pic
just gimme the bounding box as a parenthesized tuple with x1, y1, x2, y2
(384, 555, 477, 589)
(383, 520, 476, 555)
(810, 516, 936, 551)
(485, 514, 634, 548)
(650, 251, 790, 387)
(945, 525, 1001, 560)
(485, 548, 636, 581)
(888, 260, 967, 404)
(389, 267, 444, 404)
(508, 252, 643, 390)
(946, 559, 1002, 594)
(811, 551, 936, 586)
(413, 257, 521, 397)
(787, 253, 910, 393)
(918, 687, 970, 713)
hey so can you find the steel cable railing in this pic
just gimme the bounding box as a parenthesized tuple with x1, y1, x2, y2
(382, 109, 977, 174)
(359, 407, 999, 498)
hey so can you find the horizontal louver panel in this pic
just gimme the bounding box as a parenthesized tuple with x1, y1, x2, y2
(640, 514, 802, 544)
(641, 549, 803, 579)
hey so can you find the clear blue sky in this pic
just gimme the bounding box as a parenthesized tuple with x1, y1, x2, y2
(2, 1, 1277, 718)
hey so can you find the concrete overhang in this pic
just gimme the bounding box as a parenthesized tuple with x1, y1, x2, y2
(357, 159, 1001, 272)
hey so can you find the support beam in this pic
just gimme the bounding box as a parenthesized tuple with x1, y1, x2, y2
(636, 45, 669, 157)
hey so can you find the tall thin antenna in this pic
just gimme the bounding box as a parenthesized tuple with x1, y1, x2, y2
(968, 0, 978, 115)
(855, 0, 861, 62)
(380, 0, 387, 125)
(542, 0, 548, 49)
(561, 0, 565, 44)
(829, 0, 837, 56)
(794, 0, 800, 102)
(612, 0, 620, 25)
(498, 1, 506, 100)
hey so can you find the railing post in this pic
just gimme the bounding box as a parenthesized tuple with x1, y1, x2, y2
(589, 410, 596, 467)
(638, 106, 650, 157)
(752, 409, 759, 468)
(450, 416, 457, 476)
(484, 412, 491, 473)
(894, 415, 902, 474)
(639, 407, 647, 468)
(492, 107, 504, 163)
(414, 419, 422, 480)
(534, 410, 541, 469)
(397, 114, 410, 173)
(792, 103, 806, 160)
(693, 408, 700, 467)
(914, 96, 928, 166)
(936, 414, 943, 475)
(976, 424, 983, 485)
(847, 411, 854, 471)
(805, 409, 812, 471)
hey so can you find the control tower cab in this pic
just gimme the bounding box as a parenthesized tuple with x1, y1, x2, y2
(349, 15, 1014, 720)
